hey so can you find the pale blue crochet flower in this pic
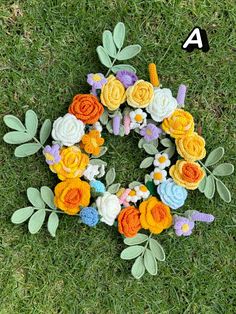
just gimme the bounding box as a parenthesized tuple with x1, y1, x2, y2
(90, 180, 106, 194)
(157, 179, 187, 209)
(79, 207, 99, 227)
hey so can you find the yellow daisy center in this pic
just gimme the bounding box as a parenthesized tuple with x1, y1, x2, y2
(129, 190, 136, 196)
(140, 185, 148, 192)
(181, 224, 190, 232)
(93, 74, 102, 82)
(158, 156, 166, 163)
(135, 114, 143, 122)
(154, 172, 163, 180)
(146, 129, 152, 135)
(45, 153, 54, 161)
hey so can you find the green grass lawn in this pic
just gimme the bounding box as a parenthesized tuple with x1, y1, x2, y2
(0, 0, 236, 313)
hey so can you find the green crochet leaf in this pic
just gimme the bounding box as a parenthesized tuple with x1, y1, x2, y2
(27, 187, 45, 208)
(204, 175, 215, 199)
(90, 159, 107, 166)
(102, 30, 117, 58)
(3, 115, 25, 131)
(116, 45, 141, 61)
(120, 245, 144, 260)
(14, 143, 42, 157)
(124, 233, 148, 246)
(111, 64, 136, 73)
(107, 183, 120, 194)
(25, 110, 38, 137)
(99, 110, 109, 125)
(145, 174, 152, 184)
(216, 180, 231, 203)
(163, 146, 175, 158)
(138, 138, 145, 149)
(140, 157, 154, 168)
(128, 181, 141, 189)
(106, 120, 113, 133)
(94, 146, 107, 158)
(113, 22, 125, 49)
(47, 212, 59, 237)
(3, 131, 32, 144)
(204, 147, 224, 166)
(39, 119, 52, 145)
(149, 238, 165, 261)
(198, 174, 207, 193)
(96, 46, 112, 68)
(119, 125, 125, 137)
(11, 207, 34, 224)
(28, 209, 46, 234)
(213, 163, 234, 176)
(144, 248, 157, 275)
(105, 168, 116, 186)
(143, 144, 158, 155)
(40, 186, 56, 209)
(146, 181, 157, 196)
(160, 138, 173, 148)
(131, 256, 145, 279)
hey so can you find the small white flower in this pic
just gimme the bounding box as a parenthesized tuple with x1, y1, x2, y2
(97, 164, 105, 178)
(91, 121, 103, 133)
(126, 189, 141, 203)
(96, 192, 121, 226)
(83, 164, 100, 181)
(52, 113, 85, 146)
(134, 185, 150, 199)
(129, 109, 147, 129)
(153, 153, 171, 169)
(151, 168, 167, 185)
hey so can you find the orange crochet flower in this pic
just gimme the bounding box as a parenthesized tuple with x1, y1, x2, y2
(68, 94, 104, 124)
(139, 197, 172, 234)
(80, 130, 104, 156)
(169, 160, 205, 190)
(118, 206, 141, 238)
(54, 178, 90, 215)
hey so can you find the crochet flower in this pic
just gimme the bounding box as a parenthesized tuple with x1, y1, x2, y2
(116, 70, 138, 88)
(54, 178, 90, 215)
(79, 207, 99, 227)
(126, 80, 154, 108)
(176, 132, 206, 162)
(134, 185, 150, 199)
(83, 164, 100, 181)
(68, 94, 104, 125)
(126, 189, 141, 203)
(100, 75, 126, 111)
(87, 73, 107, 90)
(173, 216, 194, 236)
(157, 179, 188, 209)
(169, 160, 205, 190)
(91, 121, 103, 132)
(140, 123, 162, 142)
(90, 180, 106, 194)
(43, 144, 61, 165)
(118, 206, 141, 238)
(139, 196, 172, 234)
(52, 113, 85, 146)
(162, 109, 194, 139)
(153, 153, 171, 169)
(50, 146, 89, 181)
(151, 168, 167, 185)
(81, 130, 104, 156)
(117, 188, 131, 207)
(147, 88, 178, 122)
(129, 109, 147, 129)
(96, 192, 121, 226)
(190, 211, 215, 223)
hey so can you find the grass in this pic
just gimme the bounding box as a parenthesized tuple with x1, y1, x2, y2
(0, 0, 236, 313)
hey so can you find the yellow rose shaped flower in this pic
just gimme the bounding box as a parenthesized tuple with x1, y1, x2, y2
(139, 196, 172, 234)
(126, 80, 154, 108)
(50, 146, 89, 181)
(162, 109, 194, 138)
(169, 160, 205, 190)
(176, 132, 206, 161)
(100, 75, 126, 110)
(54, 178, 90, 215)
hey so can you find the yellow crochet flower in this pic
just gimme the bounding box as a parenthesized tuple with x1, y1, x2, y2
(176, 132, 206, 161)
(80, 130, 105, 156)
(50, 146, 89, 181)
(162, 109, 194, 139)
(100, 75, 126, 110)
(126, 80, 154, 108)
(169, 160, 205, 190)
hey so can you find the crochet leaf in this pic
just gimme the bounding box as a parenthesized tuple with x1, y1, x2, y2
(105, 168, 116, 186)
(140, 157, 154, 169)
(102, 30, 117, 58)
(94, 146, 107, 158)
(146, 181, 157, 196)
(3, 131, 32, 144)
(129, 181, 141, 189)
(145, 174, 152, 184)
(14, 143, 42, 157)
(116, 45, 141, 61)
(131, 256, 145, 279)
(3, 115, 25, 131)
(107, 183, 120, 194)
(160, 138, 173, 148)
(204, 175, 215, 199)
(216, 180, 231, 203)
(120, 245, 144, 260)
(27, 187, 45, 208)
(198, 174, 207, 193)
(204, 147, 224, 167)
(11, 207, 34, 224)
(124, 233, 148, 245)
(47, 212, 59, 237)
(99, 110, 109, 125)
(39, 119, 52, 145)
(138, 138, 145, 149)
(212, 163, 234, 176)
(149, 238, 165, 261)
(28, 209, 46, 234)
(143, 144, 158, 155)
(163, 146, 175, 158)
(25, 110, 38, 137)
(106, 120, 113, 133)
(40, 186, 56, 210)
(144, 249, 157, 275)
(96, 46, 112, 68)
(112, 64, 136, 73)
(90, 159, 107, 166)
(113, 22, 125, 49)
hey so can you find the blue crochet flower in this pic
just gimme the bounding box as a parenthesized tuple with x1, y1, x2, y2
(157, 179, 187, 209)
(79, 207, 99, 227)
(90, 180, 106, 193)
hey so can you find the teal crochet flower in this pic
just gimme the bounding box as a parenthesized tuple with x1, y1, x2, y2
(157, 179, 187, 209)
(79, 207, 99, 227)
(90, 180, 106, 193)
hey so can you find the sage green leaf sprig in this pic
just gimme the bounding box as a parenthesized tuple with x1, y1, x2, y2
(3, 110, 52, 157)
(96, 22, 141, 76)
(120, 233, 165, 279)
(198, 147, 234, 203)
(105, 168, 121, 194)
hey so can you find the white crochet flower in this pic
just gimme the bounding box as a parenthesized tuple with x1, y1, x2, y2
(153, 153, 171, 169)
(126, 189, 141, 203)
(83, 164, 100, 181)
(96, 192, 121, 226)
(134, 185, 150, 199)
(52, 113, 85, 146)
(91, 121, 103, 133)
(146, 88, 178, 122)
(151, 168, 167, 185)
(129, 109, 147, 129)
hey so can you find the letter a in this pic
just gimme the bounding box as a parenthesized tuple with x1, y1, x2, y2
(182, 27, 209, 52)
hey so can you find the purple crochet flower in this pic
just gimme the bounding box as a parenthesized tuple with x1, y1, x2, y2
(87, 73, 107, 95)
(140, 123, 162, 142)
(191, 211, 215, 223)
(116, 70, 138, 88)
(173, 216, 195, 236)
(43, 144, 61, 165)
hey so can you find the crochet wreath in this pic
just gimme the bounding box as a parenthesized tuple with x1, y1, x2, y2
(3, 23, 234, 279)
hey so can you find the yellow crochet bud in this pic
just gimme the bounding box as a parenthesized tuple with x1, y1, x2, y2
(148, 63, 160, 87)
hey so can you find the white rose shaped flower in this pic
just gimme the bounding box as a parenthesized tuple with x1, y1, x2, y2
(146, 88, 178, 122)
(52, 113, 85, 146)
(96, 192, 121, 226)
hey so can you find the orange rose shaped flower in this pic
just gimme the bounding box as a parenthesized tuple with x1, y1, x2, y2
(54, 178, 90, 215)
(118, 206, 142, 238)
(139, 197, 172, 234)
(80, 130, 104, 156)
(68, 94, 104, 124)
(169, 160, 205, 190)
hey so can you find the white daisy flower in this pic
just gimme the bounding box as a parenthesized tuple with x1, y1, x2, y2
(126, 189, 141, 203)
(134, 185, 150, 199)
(129, 109, 147, 129)
(151, 168, 167, 185)
(153, 153, 171, 169)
